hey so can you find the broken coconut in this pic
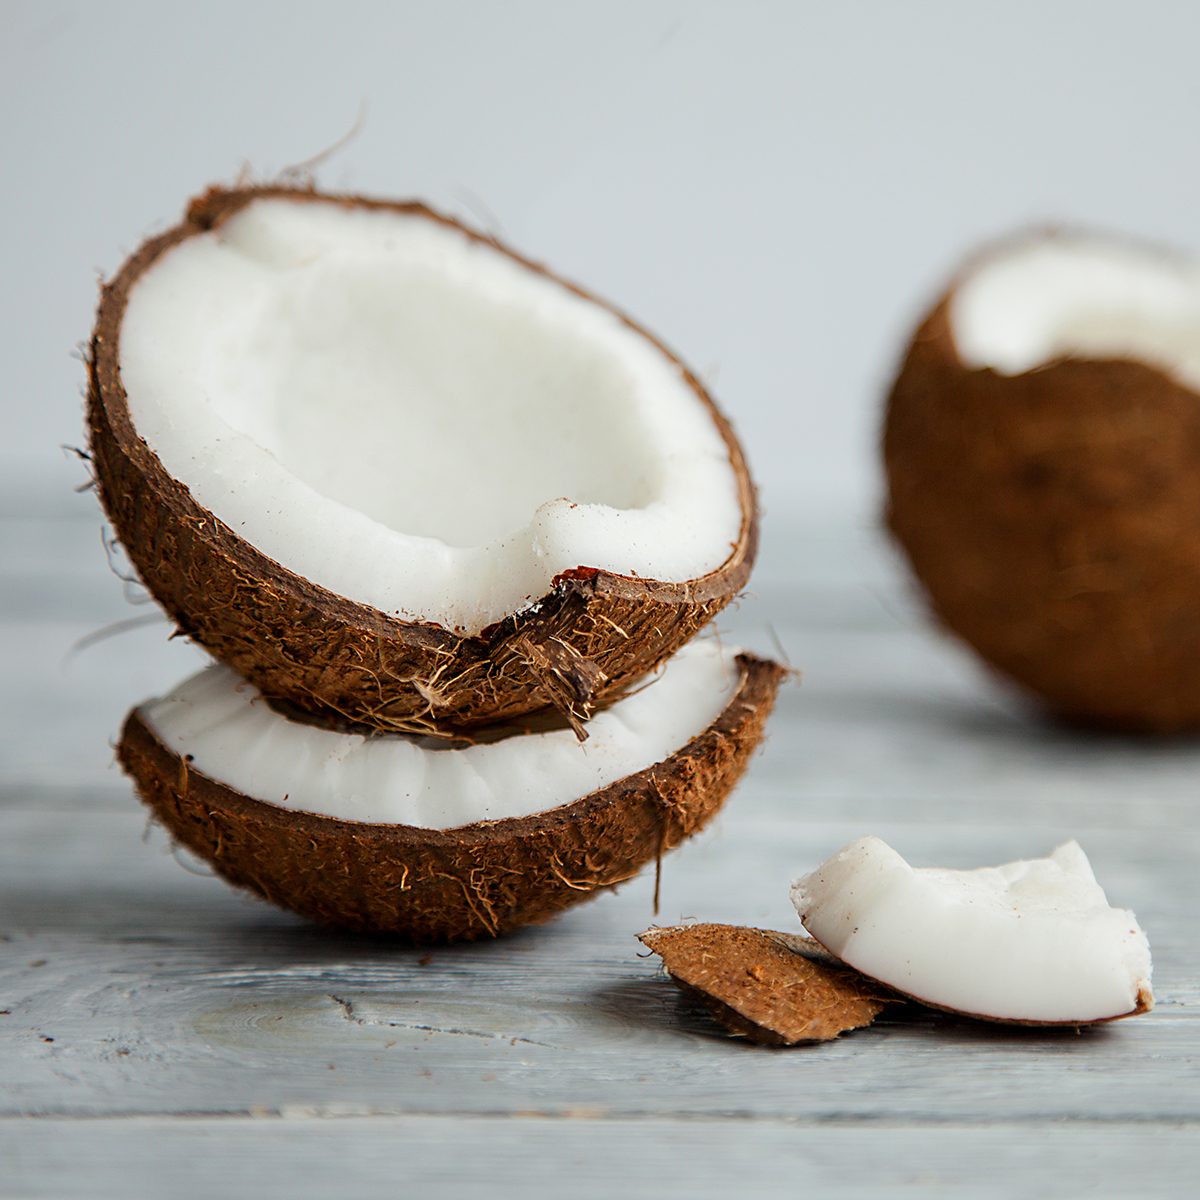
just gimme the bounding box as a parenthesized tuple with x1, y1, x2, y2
(89, 186, 756, 736)
(791, 837, 1153, 1025)
(639, 923, 897, 1044)
(120, 641, 785, 940)
(886, 230, 1200, 732)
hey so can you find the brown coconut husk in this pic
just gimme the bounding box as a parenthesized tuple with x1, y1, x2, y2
(118, 653, 785, 941)
(885, 266, 1200, 733)
(639, 923, 897, 1044)
(88, 187, 757, 737)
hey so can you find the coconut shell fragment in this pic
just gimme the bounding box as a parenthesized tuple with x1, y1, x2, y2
(639, 923, 897, 1044)
(88, 186, 757, 736)
(119, 654, 785, 941)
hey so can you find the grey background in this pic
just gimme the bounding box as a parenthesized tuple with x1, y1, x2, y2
(5, 0, 1200, 524)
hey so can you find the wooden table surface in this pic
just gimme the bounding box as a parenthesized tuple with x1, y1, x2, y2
(2, 481, 1197, 1197)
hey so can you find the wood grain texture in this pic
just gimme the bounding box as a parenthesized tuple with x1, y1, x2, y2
(2, 506, 1198, 1196)
(4, 1117, 1198, 1200)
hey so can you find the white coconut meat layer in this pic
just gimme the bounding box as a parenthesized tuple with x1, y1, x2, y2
(791, 837, 1152, 1024)
(118, 197, 743, 632)
(141, 638, 742, 829)
(951, 234, 1200, 389)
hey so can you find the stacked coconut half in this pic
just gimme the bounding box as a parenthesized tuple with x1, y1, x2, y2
(87, 186, 785, 939)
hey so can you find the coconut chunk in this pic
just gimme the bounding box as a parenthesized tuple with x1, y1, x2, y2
(791, 838, 1153, 1025)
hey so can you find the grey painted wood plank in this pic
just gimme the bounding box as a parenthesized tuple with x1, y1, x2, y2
(2, 505, 1198, 1196)
(4, 1115, 1198, 1200)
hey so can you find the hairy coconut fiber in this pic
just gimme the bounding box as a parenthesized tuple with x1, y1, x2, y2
(639, 924, 896, 1044)
(885, 293, 1200, 733)
(88, 187, 757, 738)
(118, 654, 785, 941)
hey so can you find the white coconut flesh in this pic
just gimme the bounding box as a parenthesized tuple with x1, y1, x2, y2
(951, 235, 1200, 389)
(791, 837, 1153, 1024)
(117, 197, 744, 633)
(141, 638, 743, 829)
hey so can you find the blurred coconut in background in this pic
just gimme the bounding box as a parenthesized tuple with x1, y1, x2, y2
(884, 231, 1200, 733)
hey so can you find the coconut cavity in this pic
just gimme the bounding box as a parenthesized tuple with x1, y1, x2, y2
(118, 194, 744, 633)
(141, 639, 742, 828)
(791, 838, 1153, 1024)
(951, 235, 1200, 385)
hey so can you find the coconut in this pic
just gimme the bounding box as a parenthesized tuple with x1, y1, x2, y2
(791, 837, 1154, 1025)
(638, 923, 896, 1044)
(885, 231, 1200, 732)
(118, 641, 785, 940)
(88, 186, 756, 736)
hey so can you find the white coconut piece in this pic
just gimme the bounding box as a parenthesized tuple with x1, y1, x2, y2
(950, 233, 1200, 389)
(141, 638, 742, 829)
(790, 837, 1153, 1024)
(118, 196, 744, 633)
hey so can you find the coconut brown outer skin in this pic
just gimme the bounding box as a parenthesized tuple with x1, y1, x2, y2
(639, 924, 894, 1045)
(117, 654, 785, 941)
(87, 187, 757, 736)
(885, 292, 1200, 733)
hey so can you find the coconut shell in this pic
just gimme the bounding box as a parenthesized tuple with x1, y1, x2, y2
(88, 186, 757, 736)
(639, 923, 896, 1044)
(118, 654, 785, 941)
(885, 283, 1200, 733)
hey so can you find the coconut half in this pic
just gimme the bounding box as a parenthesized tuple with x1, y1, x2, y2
(89, 187, 756, 735)
(791, 837, 1153, 1025)
(119, 641, 785, 940)
(885, 230, 1200, 731)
